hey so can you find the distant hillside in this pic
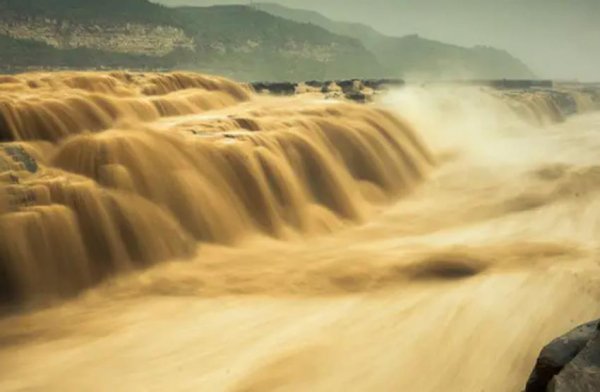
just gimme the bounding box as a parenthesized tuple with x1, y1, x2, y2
(253, 2, 534, 80)
(173, 5, 381, 80)
(0, 34, 181, 70)
(0, 0, 535, 80)
(253, 3, 384, 48)
(154, 0, 600, 80)
(0, 0, 178, 25)
(0, 0, 381, 80)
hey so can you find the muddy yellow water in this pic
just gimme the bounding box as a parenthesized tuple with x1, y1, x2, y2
(0, 73, 599, 391)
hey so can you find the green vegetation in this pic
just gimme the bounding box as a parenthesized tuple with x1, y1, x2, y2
(0, 0, 381, 80)
(0, 0, 178, 25)
(0, 35, 180, 69)
(173, 5, 380, 80)
(0, 0, 534, 80)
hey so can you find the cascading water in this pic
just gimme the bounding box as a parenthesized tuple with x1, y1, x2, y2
(1, 72, 599, 392)
(0, 71, 436, 304)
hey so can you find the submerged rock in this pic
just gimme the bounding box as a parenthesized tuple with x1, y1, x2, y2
(1, 146, 38, 173)
(526, 320, 600, 392)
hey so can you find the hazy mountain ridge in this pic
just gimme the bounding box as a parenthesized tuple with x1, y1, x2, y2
(253, 3, 534, 80)
(0, 0, 534, 80)
(159, 0, 598, 80)
(172, 5, 380, 80)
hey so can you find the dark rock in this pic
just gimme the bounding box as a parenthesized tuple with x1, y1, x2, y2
(251, 82, 297, 96)
(252, 79, 406, 98)
(526, 320, 600, 392)
(362, 79, 405, 90)
(549, 333, 600, 392)
(1, 146, 38, 173)
(345, 91, 368, 103)
(336, 79, 358, 92)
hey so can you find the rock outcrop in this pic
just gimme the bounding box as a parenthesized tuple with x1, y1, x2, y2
(0, 0, 381, 81)
(251, 79, 405, 102)
(0, 0, 195, 57)
(0, 18, 194, 56)
(252, 80, 600, 114)
(526, 320, 600, 392)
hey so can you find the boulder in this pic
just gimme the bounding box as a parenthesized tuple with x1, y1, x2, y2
(549, 332, 600, 392)
(526, 320, 600, 392)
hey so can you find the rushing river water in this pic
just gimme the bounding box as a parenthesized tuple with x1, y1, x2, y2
(1, 73, 600, 391)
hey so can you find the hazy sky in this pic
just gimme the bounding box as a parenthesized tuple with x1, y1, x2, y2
(157, 0, 600, 81)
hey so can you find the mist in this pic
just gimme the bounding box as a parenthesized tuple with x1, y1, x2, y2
(156, 0, 600, 82)
(3, 70, 600, 391)
(2, 0, 600, 390)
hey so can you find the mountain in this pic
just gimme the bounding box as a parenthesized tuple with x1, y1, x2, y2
(172, 5, 381, 80)
(0, 0, 381, 81)
(0, 0, 535, 81)
(253, 3, 534, 80)
(251, 3, 384, 49)
(159, 0, 598, 81)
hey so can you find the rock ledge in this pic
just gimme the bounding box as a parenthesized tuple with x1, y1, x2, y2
(526, 319, 600, 392)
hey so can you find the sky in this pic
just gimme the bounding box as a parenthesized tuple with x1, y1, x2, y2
(157, 0, 600, 81)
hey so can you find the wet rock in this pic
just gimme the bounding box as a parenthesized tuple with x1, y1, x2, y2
(548, 332, 600, 392)
(336, 79, 359, 92)
(526, 320, 600, 392)
(251, 82, 297, 95)
(252, 79, 406, 99)
(0, 145, 38, 173)
(345, 91, 368, 103)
